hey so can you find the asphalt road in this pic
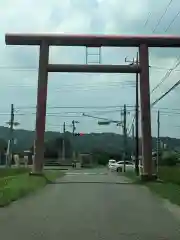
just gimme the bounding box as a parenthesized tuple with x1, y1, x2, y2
(0, 168, 180, 239)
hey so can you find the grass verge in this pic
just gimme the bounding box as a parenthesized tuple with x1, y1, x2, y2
(157, 166, 180, 185)
(0, 170, 64, 207)
(147, 182, 180, 206)
(122, 170, 139, 181)
(0, 168, 30, 178)
(122, 167, 180, 206)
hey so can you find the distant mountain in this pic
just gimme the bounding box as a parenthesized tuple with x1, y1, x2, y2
(0, 126, 59, 152)
(0, 126, 180, 153)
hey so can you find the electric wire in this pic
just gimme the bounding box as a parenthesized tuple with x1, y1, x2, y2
(150, 56, 180, 94)
(152, 0, 173, 33)
(165, 9, 180, 32)
(151, 79, 180, 106)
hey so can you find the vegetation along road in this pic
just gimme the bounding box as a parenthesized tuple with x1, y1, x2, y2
(0, 167, 180, 239)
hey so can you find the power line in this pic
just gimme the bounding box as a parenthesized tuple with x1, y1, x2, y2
(151, 70, 172, 94)
(150, 56, 180, 94)
(82, 113, 120, 123)
(150, 66, 180, 71)
(11, 110, 180, 118)
(15, 110, 127, 115)
(153, 107, 180, 111)
(152, 0, 173, 33)
(0, 112, 82, 117)
(15, 104, 135, 110)
(3, 83, 136, 91)
(144, 12, 151, 27)
(0, 66, 38, 71)
(46, 124, 72, 127)
(13, 105, 180, 113)
(127, 114, 136, 136)
(165, 10, 180, 32)
(151, 79, 180, 106)
(158, 111, 180, 116)
(142, 0, 180, 98)
(2, 83, 136, 94)
(3, 81, 135, 86)
(0, 112, 131, 117)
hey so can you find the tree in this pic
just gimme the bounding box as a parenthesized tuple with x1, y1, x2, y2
(92, 149, 109, 165)
(0, 138, 7, 165)
(0, 138, 7, 152)
(44, 136, 73, 158)
(160, 151, 178, 166)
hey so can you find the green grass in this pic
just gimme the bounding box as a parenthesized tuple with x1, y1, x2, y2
(0, 170, 64, 207)
(122, 167, 180, 206)
(121, 170, 142, 184)
(147, 182, 180, 206)
(122, 170, 138, 179)
(157, 166, 180, 184)
(148, 166, 180, 206)
(0, 168, 30, 178)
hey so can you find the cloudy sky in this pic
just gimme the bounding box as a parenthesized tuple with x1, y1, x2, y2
(0, 0, 180, 138)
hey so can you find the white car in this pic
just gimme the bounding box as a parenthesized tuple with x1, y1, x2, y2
(114, 160, 135, 172)
(108, 159, 117, 171)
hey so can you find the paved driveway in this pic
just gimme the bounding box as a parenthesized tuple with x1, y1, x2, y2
(0, 168, 180, 239)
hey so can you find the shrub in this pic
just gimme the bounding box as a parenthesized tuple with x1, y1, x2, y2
(160, 151, 178, 166)
(97, 154, 109, 165)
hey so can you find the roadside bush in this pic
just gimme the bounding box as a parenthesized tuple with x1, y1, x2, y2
(160, 151, 178, 166)
(97, 155, 109, 165)
(109, 153, 122, 161)
(98, 158, 108, 165)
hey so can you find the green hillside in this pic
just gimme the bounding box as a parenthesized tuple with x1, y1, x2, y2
(0, 126, 180, 154)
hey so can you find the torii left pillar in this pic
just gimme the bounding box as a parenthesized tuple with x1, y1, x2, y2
(32, 41, 49, 174)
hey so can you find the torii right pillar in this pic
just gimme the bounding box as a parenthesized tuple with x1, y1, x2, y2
(139, 44, 157, 181)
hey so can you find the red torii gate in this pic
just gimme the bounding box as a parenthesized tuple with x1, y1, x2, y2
(5, 33, 180, 180)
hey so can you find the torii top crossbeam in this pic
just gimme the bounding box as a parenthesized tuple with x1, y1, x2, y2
(5, 33, 180, 47)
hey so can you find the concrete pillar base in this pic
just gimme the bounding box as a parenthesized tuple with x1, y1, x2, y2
(140, 174, 158, 182)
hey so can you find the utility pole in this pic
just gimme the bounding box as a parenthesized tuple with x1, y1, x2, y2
(5, 104, 20, 167)
(72, 120, 77, 161)
(125, 53, 140, 175)
(123, 104, 127, 172)
(62, 122, 66, 161)
(72, 120, 76, 135)
(135, 52, 139, 176)
(156, 110, 160, 174)
(132, 123, 135, 157)
(7, 104, 14, 167)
